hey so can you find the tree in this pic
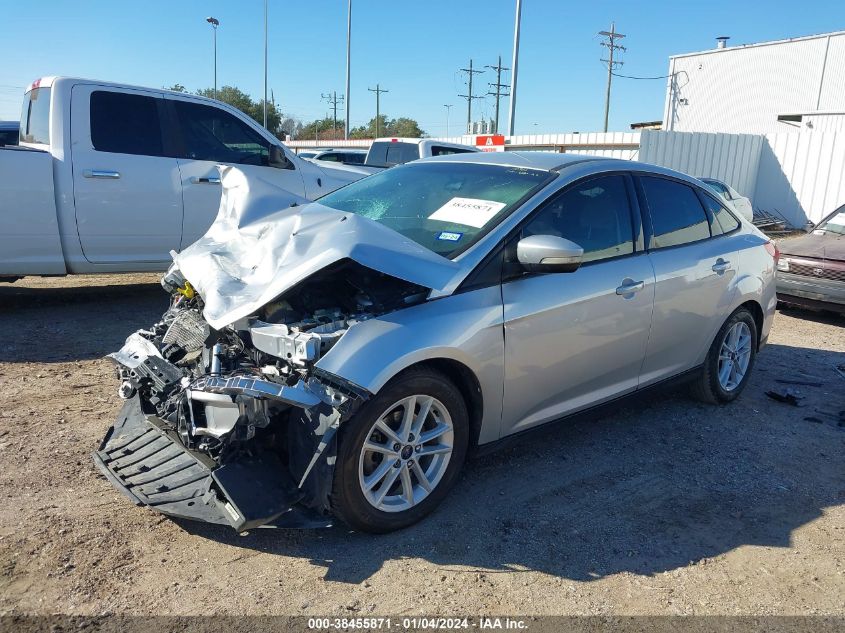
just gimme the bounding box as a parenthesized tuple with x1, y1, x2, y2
(195, 86, 301, 141)
(299, 117, 347, 141)
(349, 115, 425, 139)
(166, 83, 188, 93)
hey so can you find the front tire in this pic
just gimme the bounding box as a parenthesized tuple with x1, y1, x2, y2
(331, 367, 469, 533)
(691, 307, 758, 404)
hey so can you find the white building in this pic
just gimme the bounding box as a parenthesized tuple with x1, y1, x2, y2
(663, 31, 845, 134)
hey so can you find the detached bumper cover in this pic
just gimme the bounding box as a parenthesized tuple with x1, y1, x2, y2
(93, 397, 315, 531)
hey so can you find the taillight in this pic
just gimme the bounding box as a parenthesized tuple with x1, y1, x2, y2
(764, 241, 779, 264)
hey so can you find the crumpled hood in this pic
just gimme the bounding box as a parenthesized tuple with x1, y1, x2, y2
(172, 166, 460, 330)
(779, 232, 845, 261)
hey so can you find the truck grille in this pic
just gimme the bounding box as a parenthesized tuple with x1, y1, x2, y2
(787, 262, 845, 282)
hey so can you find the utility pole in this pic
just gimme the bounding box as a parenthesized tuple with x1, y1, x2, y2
(322, 91, 345, 138)
(486, 55, 510, 133)
(368, 84, 388, 137)
(443, 104, 453, 137)
(507, 0, 521, 135)
(263, 0, 268, 128)
(599, 22, 626, 132)
(344, 0, 351, 139)
(458, 58, 484, 133)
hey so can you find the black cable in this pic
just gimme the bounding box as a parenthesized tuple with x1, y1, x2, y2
(610, 71, 674, 80)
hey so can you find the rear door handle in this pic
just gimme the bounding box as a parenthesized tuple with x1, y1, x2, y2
(616, 279, 645, 296)
(190, 176, 221, 185)
(712, 258, 731, 274)
(82, 169, 120, 179)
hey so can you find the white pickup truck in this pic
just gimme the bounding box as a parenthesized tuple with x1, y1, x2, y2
(362, 137, 478, 171)
(0, 77, 369, 280)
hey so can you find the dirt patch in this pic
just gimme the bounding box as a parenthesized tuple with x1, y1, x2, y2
(0, 275, 843, 616)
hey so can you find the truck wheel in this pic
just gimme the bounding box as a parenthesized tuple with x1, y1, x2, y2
(690, 308, 758, 404)
(331, 367, 469, 533)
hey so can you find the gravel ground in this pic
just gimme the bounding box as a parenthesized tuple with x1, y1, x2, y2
(0, 273, 843, 617)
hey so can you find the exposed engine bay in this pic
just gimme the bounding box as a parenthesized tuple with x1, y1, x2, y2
(94, 259, 427, 531)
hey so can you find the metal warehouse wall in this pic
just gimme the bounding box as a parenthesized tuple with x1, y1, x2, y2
(639, 131, 763, 199)
(663, 32, 845, 135)
(755, 131, 845, 227)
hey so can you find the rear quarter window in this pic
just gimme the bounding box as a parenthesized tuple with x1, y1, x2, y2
(700, 192, 740, 235)
(20, 88, 51, 145)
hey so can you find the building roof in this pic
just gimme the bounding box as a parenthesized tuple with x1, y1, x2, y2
(669, 30, 845, 60)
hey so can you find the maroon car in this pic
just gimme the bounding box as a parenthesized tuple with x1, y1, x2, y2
(777, 204, 845, 313)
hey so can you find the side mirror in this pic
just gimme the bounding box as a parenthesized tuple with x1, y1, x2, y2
(516, 234, 583, 273)
(270, 145, 293, 169)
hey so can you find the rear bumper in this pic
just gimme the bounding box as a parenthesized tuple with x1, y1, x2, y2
(777, 272, 845, 312)
(93, 396, 330, 531)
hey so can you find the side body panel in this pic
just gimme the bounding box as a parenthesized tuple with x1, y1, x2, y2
(500, 255, 655, 434)
(639, 235, 741, 386)
(315, 285, 506, 445)
(0, 148, 65, 274)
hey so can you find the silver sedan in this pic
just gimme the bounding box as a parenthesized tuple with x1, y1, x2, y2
(96, 152, 778, 534)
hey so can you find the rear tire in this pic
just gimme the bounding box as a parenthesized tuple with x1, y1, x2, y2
(690, 308, 758, 404)
(331, 367, 469, 533)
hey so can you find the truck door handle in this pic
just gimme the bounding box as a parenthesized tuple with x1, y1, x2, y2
(616, 279, 645, 296)
(712, 258, 731, 274)
(190, 176, 221, 185)
(82, 169, 120, 179)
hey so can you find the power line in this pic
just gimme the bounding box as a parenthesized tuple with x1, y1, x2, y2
(611, 71, 671, 80)
(367, 84, 388, 137)
(458, 58, 484, 133)
(598, 22, 626, 132)
(486, 55, 510, 134)
(321, 91, 345, 137)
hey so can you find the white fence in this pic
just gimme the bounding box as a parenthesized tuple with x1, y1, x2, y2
(287, 130, 845, 226)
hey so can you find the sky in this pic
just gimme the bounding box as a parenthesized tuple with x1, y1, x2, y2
(1, 0, 843, 135)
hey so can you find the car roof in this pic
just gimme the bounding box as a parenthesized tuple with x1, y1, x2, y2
(0, 121, 18, 130)
(419, 150, 605, 171)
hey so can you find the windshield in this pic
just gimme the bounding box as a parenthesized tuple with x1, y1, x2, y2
(816, 207, 845, 236)
(317, 162, 551, 258)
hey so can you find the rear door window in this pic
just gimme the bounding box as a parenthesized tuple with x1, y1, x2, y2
(173, 100, 270, 165)
(90, 91, 165, 156)
(640, 176, 711, 248)
(20, 87, 51, 144)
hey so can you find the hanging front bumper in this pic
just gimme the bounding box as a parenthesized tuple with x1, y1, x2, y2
(92, 396, 326, 532)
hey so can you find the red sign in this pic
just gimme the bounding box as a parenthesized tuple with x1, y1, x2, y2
(475, 134, 505, 152)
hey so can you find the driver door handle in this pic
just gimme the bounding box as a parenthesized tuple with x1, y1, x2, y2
(616, 280, 645, 296)
(190, 176, 221, 185)
(712, 258, 731, 274)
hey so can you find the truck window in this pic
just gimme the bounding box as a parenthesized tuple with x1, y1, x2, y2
(430, 146, 474, 156)
(173, 101, 270, 166)
(20, 88, 51, 145)
(365, 141, 419, 167)
(0, 129, 18, 147)
(90, 91, 165, 156)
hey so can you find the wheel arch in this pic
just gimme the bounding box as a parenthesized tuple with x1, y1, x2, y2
(400, 358, 485, 449)
(737, 298, 765, 350)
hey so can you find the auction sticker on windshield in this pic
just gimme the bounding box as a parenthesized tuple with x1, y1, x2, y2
(428, 197, 507, 228)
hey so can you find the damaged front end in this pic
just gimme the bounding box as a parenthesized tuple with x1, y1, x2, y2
(93, 260, 435, 532)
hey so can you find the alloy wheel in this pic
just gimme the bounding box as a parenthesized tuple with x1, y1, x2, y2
(357, 395, 454, 513)
(718, 321, 752, 391)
